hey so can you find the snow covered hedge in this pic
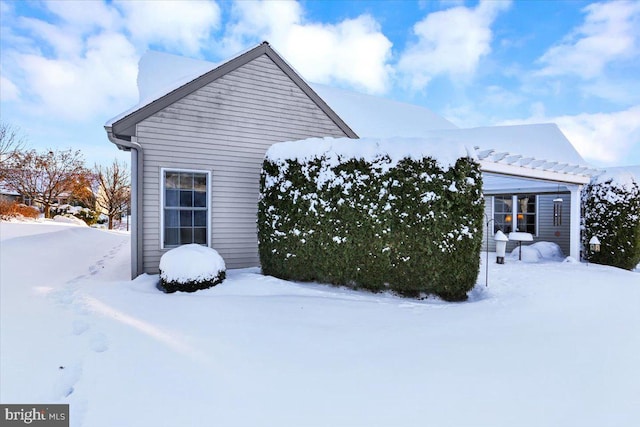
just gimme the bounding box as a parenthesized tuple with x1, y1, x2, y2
(258, 137, 484, 301)
(159, 244, 226, 293)
(582, 172, 640, 270)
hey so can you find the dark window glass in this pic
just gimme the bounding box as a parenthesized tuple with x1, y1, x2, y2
(180, 190, 193, 207)
(165, 228, 179, 246)
(180, 210, 192, 227)
(180, 228, 193, 244)
(193, 228, 207, 244)
(165, 210, 179, 227)
(194, 191, 206, 207)
(165, 189, 179, 207)
(194, 211, 207, 227)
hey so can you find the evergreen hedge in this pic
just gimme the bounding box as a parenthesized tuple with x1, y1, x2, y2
(258, 142, 484, 301)
(582, 174, 640, 270)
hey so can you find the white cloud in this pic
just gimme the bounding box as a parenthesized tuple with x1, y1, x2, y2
(397, 0, 511, 89)
(44, 0, 121, 33)
(0, 75, 20, 101)
(538, 1, 640, 79)
(16, 32, 138, 120)
(219, 0, 393, 94)
(115, 0, 221, 55)
(499, 105, 640, 166)
(18, 16, 84, 58)
(2, 0, 223, 122)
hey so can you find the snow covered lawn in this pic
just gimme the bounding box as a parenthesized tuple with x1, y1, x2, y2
(1, 221, 639, 427)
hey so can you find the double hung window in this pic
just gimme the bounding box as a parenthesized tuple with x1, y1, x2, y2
(162, 169, 209, 248)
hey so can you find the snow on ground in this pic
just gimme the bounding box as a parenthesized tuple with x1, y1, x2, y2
(1, 221, 639, 427)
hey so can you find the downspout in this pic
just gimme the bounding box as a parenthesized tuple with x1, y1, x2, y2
(105, 126, 144, 279)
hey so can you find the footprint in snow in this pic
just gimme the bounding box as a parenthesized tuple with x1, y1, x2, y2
(90, 333, 109, 353)
(52, 363, 82, 400)
(72, 320, 89, 335)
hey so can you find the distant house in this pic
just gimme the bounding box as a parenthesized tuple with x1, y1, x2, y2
(105, 42, 599, 278)
(0, 182, 34, 206)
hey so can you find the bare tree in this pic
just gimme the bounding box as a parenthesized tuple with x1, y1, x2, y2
(3, 148, 91, 218)
(95, 159, 130, 229)
(0, 122, 27, 180)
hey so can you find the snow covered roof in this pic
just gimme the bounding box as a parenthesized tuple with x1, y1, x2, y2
(412, 125, 600, 183)
(105, 44, 454, 136)
(309, 84, 458, 136)
(105, 43, 598, 184)
(0, 183, 19, 196)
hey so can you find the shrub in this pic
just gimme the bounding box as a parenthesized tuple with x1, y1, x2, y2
(50, 204, 100, 226)
(159, 244, 226, 293)
(0, 200, 40, 220)
(258, 138, 484, 301)
(582, 172, 640, 270)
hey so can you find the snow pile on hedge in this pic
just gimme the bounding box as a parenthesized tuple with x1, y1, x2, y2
(159, 244, 226, 293)
(509, 242, 564, 263)
(259, 136, 484, 301)
(266, 137, 475, 171)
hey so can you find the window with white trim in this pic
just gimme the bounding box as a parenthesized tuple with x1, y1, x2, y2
(493, 194, 537, 235)
(162, 169, 209, 248)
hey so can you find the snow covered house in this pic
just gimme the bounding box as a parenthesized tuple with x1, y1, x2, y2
(105, 42, 599, 278)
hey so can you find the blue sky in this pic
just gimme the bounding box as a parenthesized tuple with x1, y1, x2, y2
(1, 0, 639, 168)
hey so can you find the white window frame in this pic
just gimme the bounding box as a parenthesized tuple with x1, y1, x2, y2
(492, 194, 538, 237)
(160, 168, 211, 249)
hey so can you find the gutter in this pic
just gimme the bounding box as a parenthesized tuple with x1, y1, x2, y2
(105, 126, 144, 279)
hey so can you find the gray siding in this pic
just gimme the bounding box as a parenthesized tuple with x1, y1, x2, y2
(136, 54, 348, 273)
(481, 192, 571, 257)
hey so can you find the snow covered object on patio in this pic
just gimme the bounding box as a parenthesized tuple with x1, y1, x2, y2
(259, 137, 484, 301)
(508, 241, 565, 263)
(159, 244, 226, 293)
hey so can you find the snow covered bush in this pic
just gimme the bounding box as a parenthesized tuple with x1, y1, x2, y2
(582, 172, 640, 270)
(50, 204, 100, 226)
(159, 244, 226, 293)
(258, 137, 484, 301)
(0, 200, 39, 220)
